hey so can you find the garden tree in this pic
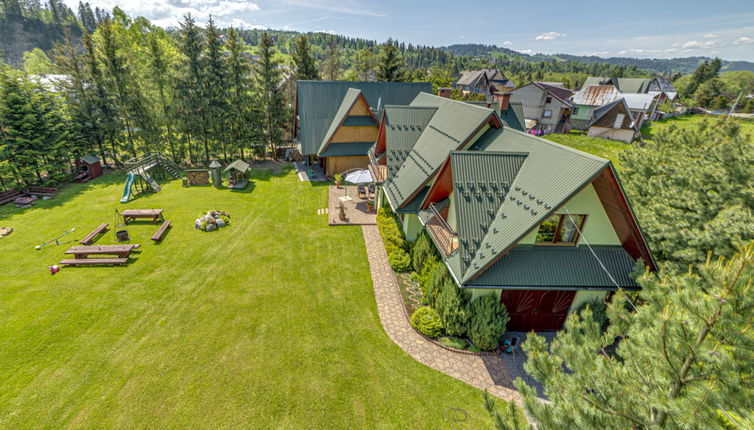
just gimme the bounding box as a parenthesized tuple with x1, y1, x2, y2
(174, 13, 204, 164)
(201, 17, 228, 161)
(377, 40, 403, 82)
(619, 119, 754, 268)
(321, 36, 341, 80)
(81, 32, 120, 163)
(0, 66, 42, 182)
(22, 48, 54, 74)
(224, 26, 257, 160)
(694, 78, 725, 108)
(146, 30, 177, 161)
(466, 293, 508, 350)
(253, 32, 286, 158)
(490, 243, 754, 430)
(350, 47, 375, 81)
(682, 58, 722, 99)
(426, 66, 453, 92)
(291, 35, 318, 80)
(434, 273, 471, 337)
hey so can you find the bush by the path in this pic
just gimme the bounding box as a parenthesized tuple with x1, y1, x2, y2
(467, 294, 509, 351)
(410, 306, 443, 338)
(388, 248, 411, 272)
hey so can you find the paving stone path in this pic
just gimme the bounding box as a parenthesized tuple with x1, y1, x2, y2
(361, 225, 522, 405)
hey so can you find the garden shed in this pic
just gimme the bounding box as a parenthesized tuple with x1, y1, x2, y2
(224, 160, 250, 189)
(75, 155, 103, 182)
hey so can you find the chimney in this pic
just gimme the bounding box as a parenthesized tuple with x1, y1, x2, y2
(438, 87, 451, 98)
(494, 92, 511, 112)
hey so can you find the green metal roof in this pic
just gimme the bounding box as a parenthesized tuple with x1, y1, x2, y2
(384, 93, 496, 210)
(467, 245, 639, 289)
(296, 81, 432, 155)
(317, 88, 362, 155)
(318, 142, 375, 157)
(501, 101, 525, 132)
(397, 187, 429, 214)
(383, 105, 438, 178)
(224, 159, 250, 173)
(450, 151, 527, 274)
(459, 126, 609, 283)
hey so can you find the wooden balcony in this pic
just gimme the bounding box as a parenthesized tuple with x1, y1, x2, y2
(425, 203, 458, 256)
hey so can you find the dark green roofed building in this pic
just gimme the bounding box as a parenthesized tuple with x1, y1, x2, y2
(373, 93, 655, 332)
(295, 81, 432, 177)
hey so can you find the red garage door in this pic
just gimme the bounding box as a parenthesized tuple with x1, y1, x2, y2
(500, 290, 576, 332)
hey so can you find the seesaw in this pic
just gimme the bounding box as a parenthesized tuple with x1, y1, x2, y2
(35, 228, 75, 250)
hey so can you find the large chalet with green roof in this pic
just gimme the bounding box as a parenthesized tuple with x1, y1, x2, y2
(373, 92, 655, 332)
(295, 81, 432, 176)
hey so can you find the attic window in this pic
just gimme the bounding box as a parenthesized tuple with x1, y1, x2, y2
(535, 214, 586, 245)
(545, 96, 552, 104)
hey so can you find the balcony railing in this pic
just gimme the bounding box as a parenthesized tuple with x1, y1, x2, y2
(426, 203, 458, 256)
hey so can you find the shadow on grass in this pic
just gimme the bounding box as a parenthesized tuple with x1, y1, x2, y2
(0, 172, 127, 222)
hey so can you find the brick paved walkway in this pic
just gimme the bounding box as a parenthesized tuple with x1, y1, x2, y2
(361, 225, 522, 405)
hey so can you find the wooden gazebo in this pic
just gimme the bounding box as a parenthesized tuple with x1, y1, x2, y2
(223, 160, 250, 189)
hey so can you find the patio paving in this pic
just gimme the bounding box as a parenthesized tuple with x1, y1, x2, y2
(361, 225, 523, 405)
(328, 185, 376, 226)
(294, 161, 326, 182)
(498, 331, 555, 398)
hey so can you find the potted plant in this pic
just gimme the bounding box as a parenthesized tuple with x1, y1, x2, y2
(334, 174, 343, 188)
(366, 200, 375, 211)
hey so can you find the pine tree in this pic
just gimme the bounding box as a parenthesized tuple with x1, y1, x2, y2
(321, 36, 341, 80)
(352, 48, 375, 81)
(202, 16, 228, 161)
(291, 36, 318, 80)
(77, 1, 96, 32)
(174, 14, 204, 164)
(147, 30, 177, 161)
(491, 243, 754, 429)
(225, 27, 256, 160)
(377, 40, 404, 82)
(253, 32, 285, 158)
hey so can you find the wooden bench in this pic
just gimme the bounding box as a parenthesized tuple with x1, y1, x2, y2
(151, 220, 171, 241)
(27, 186, 58, 197)
(60, 258, 128, 266)
(121, 209, 164, 224)
(80, 223, 109, 245)
(0, 190, 25, 206)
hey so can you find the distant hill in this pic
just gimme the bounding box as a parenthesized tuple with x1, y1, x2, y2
(0, 11, 83, 66)
(440, 44, 754, 75)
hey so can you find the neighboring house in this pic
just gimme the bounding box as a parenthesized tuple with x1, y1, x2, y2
(571, 86, 655, 133)
(586, 98, 638, 143)
(452, 69, 515, 96)
(372, 93, 655, 331)
(582, 75, 678, 109)
(295, 81, 432, 176)
(509, 82, 574, 134)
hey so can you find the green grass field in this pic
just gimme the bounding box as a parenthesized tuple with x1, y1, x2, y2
(543, 133, 631, 167)
(0, 167, 494, 429)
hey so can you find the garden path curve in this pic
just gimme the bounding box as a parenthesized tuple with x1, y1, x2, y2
(361, 225, 522, 405)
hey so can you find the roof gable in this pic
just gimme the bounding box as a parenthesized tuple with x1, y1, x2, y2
(533, 82, 574, 106)
(317, 88, 365, 155)
(460, 127, 609, 282)
(384, 93, 497, 210)
(296, 81, 432, 155)
(590, 98, 635, 129)
(450, 151, 527, 274)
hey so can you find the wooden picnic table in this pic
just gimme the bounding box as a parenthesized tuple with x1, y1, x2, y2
(120, 209, 163, 224)
(65, 244, 140, 259)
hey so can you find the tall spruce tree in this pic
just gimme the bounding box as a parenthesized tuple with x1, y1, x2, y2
(321, 36, 341, 80)
(174, 14, 204, 164)
(202, 16, 228, 161)
(292, 36, 318, 80)
(377, 39, 404, 82)
(225, 27, 256, 160)
(147, 30, 177, 161)
(489, 243, 754, 429)
(253, 32, 285, 158)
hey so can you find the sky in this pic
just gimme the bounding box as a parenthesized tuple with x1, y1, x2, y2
(63, 0, 754, 61)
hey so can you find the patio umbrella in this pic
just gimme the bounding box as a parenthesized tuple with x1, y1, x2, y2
(344, 169, 373, 184)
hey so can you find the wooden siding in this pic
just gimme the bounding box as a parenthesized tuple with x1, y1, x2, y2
(592, 102, 632, 129)
(348, 96, 371, 116)
(325, 155, 369, 176)
(330, 126, 379, 143)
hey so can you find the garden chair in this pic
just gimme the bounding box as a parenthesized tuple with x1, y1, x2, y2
(357, 185, 367, 199)
(368, 184, 375, 199)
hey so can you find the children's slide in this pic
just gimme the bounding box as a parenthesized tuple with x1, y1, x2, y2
(120, 174, 135, 203)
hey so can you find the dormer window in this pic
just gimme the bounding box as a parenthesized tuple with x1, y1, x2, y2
(535, 214, 586, 245)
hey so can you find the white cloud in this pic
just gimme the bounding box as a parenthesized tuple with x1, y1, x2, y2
(734, 36, 754, 45)
(515, 49, 535, 55)
(502, 40, 513, 46)
(275, 0, 386, 17)
(588, 51, 609, 56)
(677, 40, 715, 49)
(702, 33, 718, 38)
(534, 31, 566, 41)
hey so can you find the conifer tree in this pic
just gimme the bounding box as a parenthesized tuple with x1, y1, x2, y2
(174, 14, 204, 164)
(321, 36, 341, 80)
(377, 39, 404, 82)
(202, 16, 228, 161)
(224, 27, 256, 160)
(291, 36, 318, 80)
(253, 32, 285, 158)
(147, 30, 177, 161)
(352, 47, 375, 81)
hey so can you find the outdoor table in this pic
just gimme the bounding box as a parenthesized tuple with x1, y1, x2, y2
(120, 209, 164, 224)
(65, 244, 140, 259)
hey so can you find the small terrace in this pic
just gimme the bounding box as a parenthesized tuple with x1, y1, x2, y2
(424, 202, 458, 256)
(327, 184, 377, 226)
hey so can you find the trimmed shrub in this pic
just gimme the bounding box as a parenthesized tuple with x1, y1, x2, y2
(411, 231, 432, 272)
(414, 255, 439, 295)
(410, 306, 443, 338)
(435, 278, 472, 337)
(388, 248, 411, 272)
(425, 262, 450, 308)
(574, 297, 607, 329)
(438, 335, 467, 349)
(467, 294, 509, 351)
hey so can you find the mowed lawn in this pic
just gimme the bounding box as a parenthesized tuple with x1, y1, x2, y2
(0, 166, 493, 429)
